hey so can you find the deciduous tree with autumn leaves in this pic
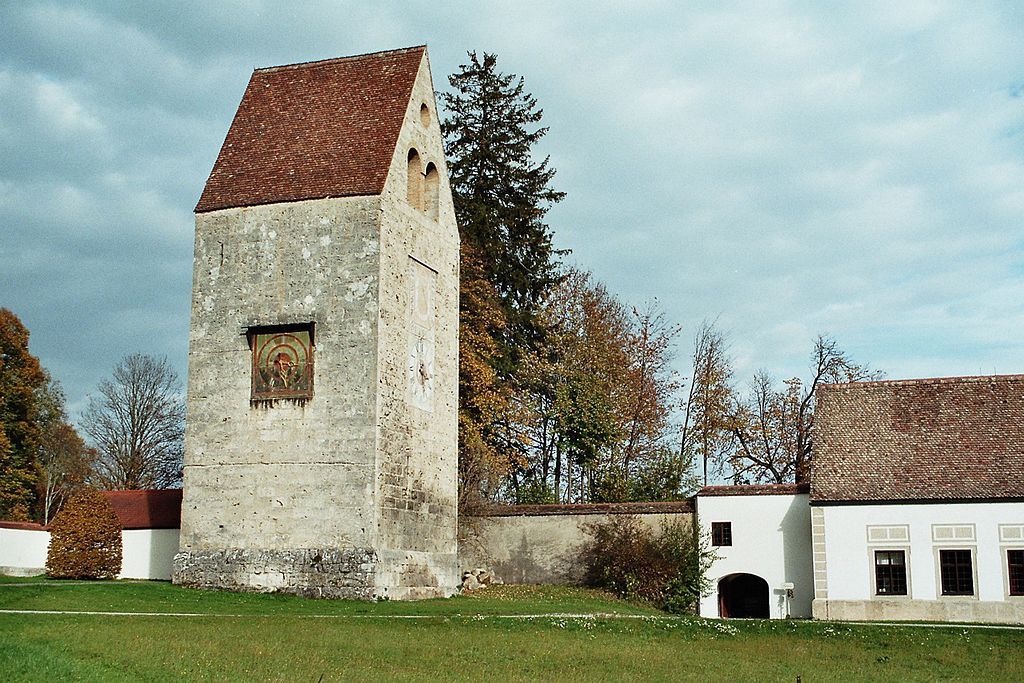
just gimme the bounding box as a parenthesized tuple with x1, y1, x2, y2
(0, 308, 47, 519)
(0, 309, 94, 522)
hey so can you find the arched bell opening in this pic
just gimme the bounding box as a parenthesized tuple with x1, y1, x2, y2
(424, 162, 439, 220)
(407, 149, 423, 210)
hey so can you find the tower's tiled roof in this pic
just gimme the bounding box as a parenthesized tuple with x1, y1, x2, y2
(811, 375, 1024, 503)
(195, 46, 425, 213)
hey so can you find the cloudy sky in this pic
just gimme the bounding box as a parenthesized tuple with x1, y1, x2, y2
(2, 1, 1023, 421)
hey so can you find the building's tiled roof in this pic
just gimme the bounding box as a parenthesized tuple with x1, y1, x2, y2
(471, 500, 693, 517)
(697, 484, 809, 497)
(812, 375, 1024, 503)
(195, 46, 425, 213)
(101, 489, 182, 530)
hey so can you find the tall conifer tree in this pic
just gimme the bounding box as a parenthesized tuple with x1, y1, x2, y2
(442, 51, 565, 366)
(442, 52, 565, 507)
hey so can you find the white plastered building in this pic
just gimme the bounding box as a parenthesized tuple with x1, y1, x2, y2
(696, 485, 813, 619)
(697, 374, 1024, 624)
(809, 375, 1024, 624)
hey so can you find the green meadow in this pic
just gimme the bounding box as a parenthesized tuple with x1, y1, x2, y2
(1, 577, 1021, 681)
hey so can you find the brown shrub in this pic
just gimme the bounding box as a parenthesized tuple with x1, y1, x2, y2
(45, 488, 122, 579)
(580, 515, 715, 613)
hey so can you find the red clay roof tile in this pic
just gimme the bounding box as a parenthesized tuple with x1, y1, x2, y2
(195, 46, 425, 213)
(0, 520, 48, 531)
(698, 484, 809, 497)
(101, 489, 182, 530)
(811, 374, 1024, 502)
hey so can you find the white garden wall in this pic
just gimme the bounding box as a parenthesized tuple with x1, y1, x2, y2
(120, 529, 180, 580)
(0, 525, 49, 576)
(0, 525, 179, 580)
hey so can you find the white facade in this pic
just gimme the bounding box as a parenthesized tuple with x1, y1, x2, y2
(0, 526, 49, 576)
(813, 502, 1024, 623)
(119, 529, 180, 580)
(697, 493, 813, 619)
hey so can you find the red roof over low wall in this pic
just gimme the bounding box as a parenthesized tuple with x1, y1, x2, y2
(697, 484, 809, 497)
(101, 489, 182, 530)
(0, 520, 48, 531)
(470, 500, 693, 517)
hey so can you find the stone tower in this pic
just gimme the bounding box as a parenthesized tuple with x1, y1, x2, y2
(172, 46, 459, 599)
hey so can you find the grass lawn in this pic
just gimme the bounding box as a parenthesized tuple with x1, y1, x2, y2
(1, 576, 1022, 681)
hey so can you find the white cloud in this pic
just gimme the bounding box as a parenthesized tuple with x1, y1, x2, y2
(32, 77, 103, 134)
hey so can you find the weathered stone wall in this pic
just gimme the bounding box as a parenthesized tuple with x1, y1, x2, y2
(370, 52, 460, 597)
(459, 503, 694, 585)
(175, 548, 379, 599)
(175, 195, 384, 595)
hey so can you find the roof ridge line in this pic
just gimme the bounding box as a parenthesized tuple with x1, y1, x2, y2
(255, 45, 426, 73)
(821, 373, 1024, 390)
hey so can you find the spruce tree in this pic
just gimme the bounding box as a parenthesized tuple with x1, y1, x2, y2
(441, 51, 565, 366)
(443, 52, 565, 507)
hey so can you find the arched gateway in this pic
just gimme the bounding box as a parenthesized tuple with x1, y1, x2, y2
(718, 572, 770, 618)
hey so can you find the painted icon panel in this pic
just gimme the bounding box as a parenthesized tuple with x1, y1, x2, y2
(251, 327, 313, 400)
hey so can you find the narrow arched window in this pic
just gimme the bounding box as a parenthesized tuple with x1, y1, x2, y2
(407, 149, 423, 210)
(424, 162, 439, 220)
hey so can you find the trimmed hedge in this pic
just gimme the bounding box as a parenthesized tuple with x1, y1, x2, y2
(45, 488, 122, 579)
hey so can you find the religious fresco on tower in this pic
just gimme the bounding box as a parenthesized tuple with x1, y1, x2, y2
(250, 327, 313, 401)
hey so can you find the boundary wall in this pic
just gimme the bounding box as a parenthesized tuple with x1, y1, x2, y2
(0, 521, 49, 576)
(459, 501, 694, 585)
(0, 522, 180, 580)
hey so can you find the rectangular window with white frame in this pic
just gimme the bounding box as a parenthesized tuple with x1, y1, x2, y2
(939, 548, 975, 596)
(874, 550, 908, 596)
(932, 524, 977, 599)
(1008, 549, 1024, 597)
(1000, 525, 1024, 599)
(866, 526, 911, 599)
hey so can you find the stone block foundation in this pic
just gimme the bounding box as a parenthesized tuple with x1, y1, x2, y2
(173, 548, 459, 600)
(813, 598, 1024, 624)
(173, 548, 379, 599)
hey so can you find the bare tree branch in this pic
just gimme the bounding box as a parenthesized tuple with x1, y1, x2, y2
(82, 354, 184, 490)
